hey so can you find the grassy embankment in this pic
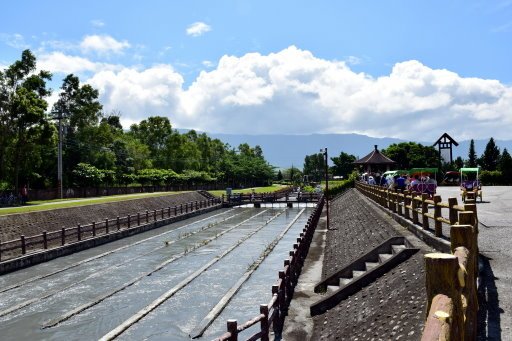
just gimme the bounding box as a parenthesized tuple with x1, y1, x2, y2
(0, 185, 286, 216)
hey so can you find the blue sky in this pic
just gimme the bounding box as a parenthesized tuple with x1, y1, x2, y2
(1, 0, 512, 140)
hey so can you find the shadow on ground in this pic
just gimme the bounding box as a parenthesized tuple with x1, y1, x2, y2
(477, 254, 503, 340)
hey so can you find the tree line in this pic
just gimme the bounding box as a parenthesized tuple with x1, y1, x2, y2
(297, 139, 511, 185)
(0, 50, 275, 193)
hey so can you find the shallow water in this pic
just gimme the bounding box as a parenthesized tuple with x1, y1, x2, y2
(0, 206, 312, 340)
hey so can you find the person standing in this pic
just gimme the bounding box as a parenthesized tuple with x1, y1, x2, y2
(20, 184, 28, 205)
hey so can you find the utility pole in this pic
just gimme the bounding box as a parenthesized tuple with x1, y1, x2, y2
(321, 148, 330, 230)
(52, 111, 64, 199)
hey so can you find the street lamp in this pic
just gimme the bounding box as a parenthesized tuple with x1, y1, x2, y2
(320, 148, 330, 230)
(51, 110, 64, 199)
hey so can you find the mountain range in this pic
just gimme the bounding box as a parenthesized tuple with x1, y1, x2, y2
(205, 132, 512, 169)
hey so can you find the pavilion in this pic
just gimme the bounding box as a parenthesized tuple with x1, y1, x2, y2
(353, 145, 396, 174)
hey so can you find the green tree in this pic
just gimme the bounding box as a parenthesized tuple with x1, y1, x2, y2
(382, 142, 438, 169)
(53, 74, 103, 186)
(330, 151, 356, 178)
(467, 139, 477, 167)
(129, 116, 173, 168)
(499, 148, 512, 184)
(454, 156, 464, 170)
(72, 163, 104, 187)
(276, 169, 283, 181)
(481, 137, 500, 171)
(0, 49, 53, 191)
(303, 153, 324, 182)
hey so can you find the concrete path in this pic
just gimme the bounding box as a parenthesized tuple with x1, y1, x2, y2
(436, 186, 512, 340)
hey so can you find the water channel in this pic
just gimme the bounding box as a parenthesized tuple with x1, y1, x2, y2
(0, 204, 314, 340)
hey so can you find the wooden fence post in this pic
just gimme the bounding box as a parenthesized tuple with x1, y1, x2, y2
(260, 304, 270, 341)
(227, 319, 238, 341)
(61, 227, 66, 245)
(43, 231, 48, 249)
(399, 192, 405, 216)
(412, 196, 419, 224)
(433, 195, 442, 237)
(421, 193, 429, 229)
(21, 235, 26, 254)
(137, 212, 141, 226)
(77, 224, 81, 241)
(404, 191, 410, 219)
(153, 209, 157, 222)
(448, 197, 458, 225)
(127, 215, 131, 228)
(105, 218, 109, 234)
(117, 216, 120, 230)
(424, 253, 464, 340)
(92, 222, 96, 237)
(450, 223, 478, 341)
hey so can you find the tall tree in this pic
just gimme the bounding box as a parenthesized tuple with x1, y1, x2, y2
(499, 148, 512, 184)
(467, 139, 477, 167)
(0, 49, 53, 191)
(382, 142, 438, 169)
(330, 151, 356, 178)
(303, 153, 324, 182)
(481, 137, 500, 171)
(53, 74, 103, 185)
(129, 116, 173, 168)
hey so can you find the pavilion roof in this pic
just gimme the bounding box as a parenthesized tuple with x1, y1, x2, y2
(353, 145, 396, 165)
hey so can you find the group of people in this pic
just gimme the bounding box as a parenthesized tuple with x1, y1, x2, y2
(362, 173, 437, 193)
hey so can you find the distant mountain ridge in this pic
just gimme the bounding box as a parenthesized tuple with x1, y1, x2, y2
(178, 130, 512, 169)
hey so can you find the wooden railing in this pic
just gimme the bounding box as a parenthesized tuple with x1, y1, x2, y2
(355, 182, 479, 340)
(355, 182, 476, 238)
(0, 198, 221, 261)
(213, 196, 325, 341)
(422, 210, 478, 340)
(222, 187, 315, 205)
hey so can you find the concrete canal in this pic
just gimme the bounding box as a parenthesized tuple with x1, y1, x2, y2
(0, 204, 314, 340)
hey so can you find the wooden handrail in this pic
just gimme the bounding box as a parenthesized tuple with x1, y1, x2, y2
(355, 181, 479, 340)
(0, 198, 222, 260)
(213, 196, 326, 341)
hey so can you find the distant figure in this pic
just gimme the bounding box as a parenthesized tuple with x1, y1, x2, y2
(395, 175, 406, 192)
(20, 185, 28, 205)
(368, 176, 376, 185)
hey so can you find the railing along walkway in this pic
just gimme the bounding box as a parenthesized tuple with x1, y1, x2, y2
(213, 196, 325, 341)
(355, 182, 479, 340)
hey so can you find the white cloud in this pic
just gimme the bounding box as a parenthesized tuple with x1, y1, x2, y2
(202, 60, 214, 68)
(38, 51, 121, 74)
(86, 65, 185, 127)
(62, 46, 511, 140)
(186, 22, 212, 37)
(80, 34, 130, 55)
(0, 33, 29, 49)
(91, 19, 105, 28)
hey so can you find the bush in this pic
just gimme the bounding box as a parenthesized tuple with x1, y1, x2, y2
(480, 170, 502, 185)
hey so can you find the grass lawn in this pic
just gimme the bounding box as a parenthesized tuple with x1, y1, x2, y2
(0, 191, 186, 216)
(208, 184, 288, 197)
(0, 185, 289, 216)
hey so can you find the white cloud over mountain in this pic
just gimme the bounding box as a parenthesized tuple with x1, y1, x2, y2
(80, 35, 130, 55)
(186, 22, 212, 37)
(37, 46, 512, 140)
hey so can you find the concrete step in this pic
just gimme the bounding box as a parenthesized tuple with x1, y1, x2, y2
(326, 285, 339, 293)
(391, 244, 407, 255)
(378, 253, 393, 263)
(339, 277, 352, 286)
(365, 261, 380, 270)
(352, 270, 366, 278)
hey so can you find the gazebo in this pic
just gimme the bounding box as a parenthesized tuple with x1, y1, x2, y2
(353, 145, 396, 174)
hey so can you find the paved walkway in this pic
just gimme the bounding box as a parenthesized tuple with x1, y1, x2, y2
(436, 186, 512, 340)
